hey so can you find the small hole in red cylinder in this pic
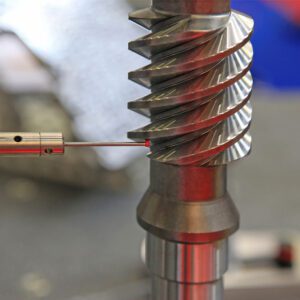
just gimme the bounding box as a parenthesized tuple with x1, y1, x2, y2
(44, 148, 53, 154)
(14, 136, 22, 143)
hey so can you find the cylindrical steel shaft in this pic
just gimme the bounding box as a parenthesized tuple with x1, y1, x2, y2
(128, 1, 254, 299)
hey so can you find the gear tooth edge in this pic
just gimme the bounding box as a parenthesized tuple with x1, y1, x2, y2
(128, 9, 253, 166)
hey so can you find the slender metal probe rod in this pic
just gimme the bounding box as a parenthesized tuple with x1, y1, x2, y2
(0, 133, 149, 156)
(64, 141, 146, 147)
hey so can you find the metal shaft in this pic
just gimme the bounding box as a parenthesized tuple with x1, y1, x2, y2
(64, 141, 145, 147)
(128, 1, 254, 300)
(0, 132, 147, 156)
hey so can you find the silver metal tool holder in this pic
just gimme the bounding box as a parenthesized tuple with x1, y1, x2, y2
(128, 1, 254, 299)
(0, 132, 147, 156)
(0, 132, 64, 156)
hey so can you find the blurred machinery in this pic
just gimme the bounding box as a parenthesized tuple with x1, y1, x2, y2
(128, 0, 253, 299)
(0, 30, 128, 189)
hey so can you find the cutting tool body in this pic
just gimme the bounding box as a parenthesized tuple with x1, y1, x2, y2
(128, 1, 254, 299)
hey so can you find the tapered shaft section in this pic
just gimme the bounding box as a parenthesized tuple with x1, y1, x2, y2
(128, 1, 254, 299)
(138, 163, 237, 300)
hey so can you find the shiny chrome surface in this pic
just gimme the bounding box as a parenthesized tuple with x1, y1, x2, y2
(152, 277, 223, 300)
(152, 0, 231, 15)
(145, 228, 228, 300)
(128, 10, 254, 166)
(129, 1, 253, 300)
(0, 132, 148, 156)
(137, 162, 239, 244)
(64, 141, 147, 148)
(146, 234, 228, 283)
(0, 132, 64, 156)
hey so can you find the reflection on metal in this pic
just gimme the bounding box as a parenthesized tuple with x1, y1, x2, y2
(0, 131, 148, 156)
(0, 132, 64, 156)
(129, 1, 254, 299)
(64, 141, 147, 148)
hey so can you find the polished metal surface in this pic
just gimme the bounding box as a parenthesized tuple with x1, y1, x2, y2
(152, 0, 231, 15)
(129, 1, 253, 300)
(64, 141, 147, 148)
(138, 163, 239, 243)
(128, 11, 254, 166)
(137, 163, 237, 300)
(0, 132, 147, 156)
(152, 277, 223, 300)
(146, 234, 228, 283)
(0, 132, 64, 156)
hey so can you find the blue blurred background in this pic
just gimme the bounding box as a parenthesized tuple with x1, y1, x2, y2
(232, 0, 300, 89)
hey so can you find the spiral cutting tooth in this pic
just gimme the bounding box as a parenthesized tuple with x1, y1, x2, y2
(129, 8, 169, 30)
(128, 8, 254, 167)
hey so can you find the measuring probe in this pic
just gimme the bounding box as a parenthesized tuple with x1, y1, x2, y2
(0, 132, 149, 156)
